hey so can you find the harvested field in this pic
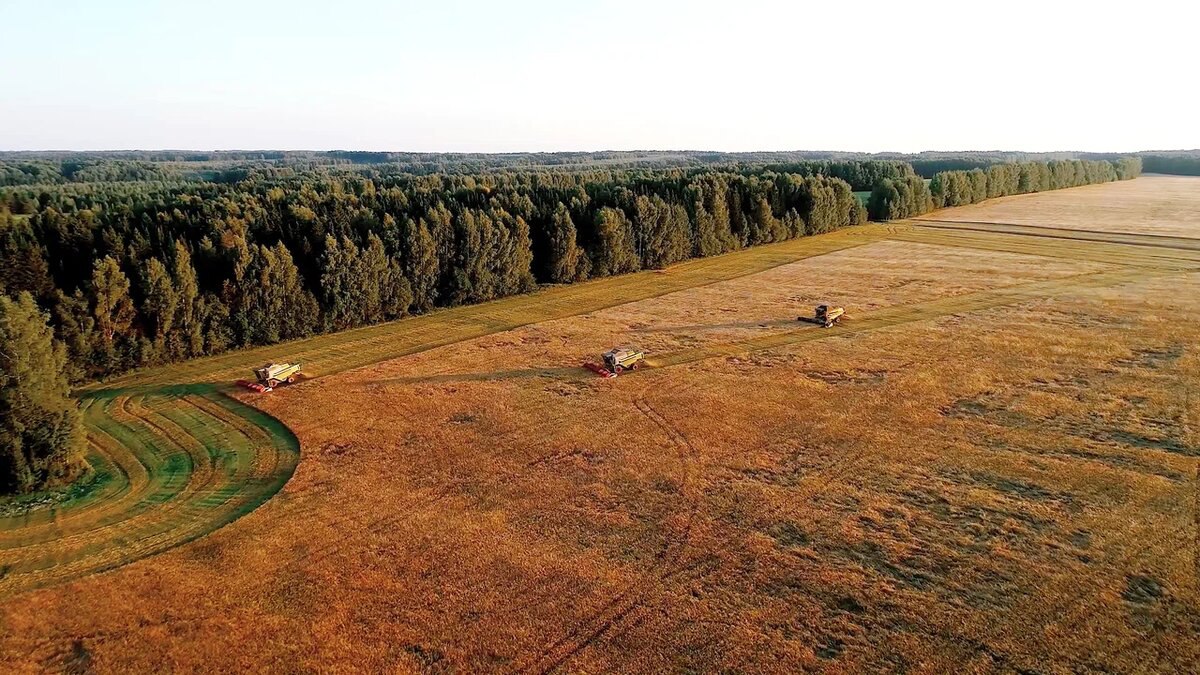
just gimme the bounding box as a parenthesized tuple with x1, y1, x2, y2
(921, 175, 1200, 238)
(1, 177, 1198, 672)
(0, 387, 298, 596)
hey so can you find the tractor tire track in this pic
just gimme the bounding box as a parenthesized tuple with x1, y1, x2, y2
(516, 389, 703, 674)
(647, 266, 1182, 373)
(5, 220, 1196, 599)
(0, 226, 893, 596)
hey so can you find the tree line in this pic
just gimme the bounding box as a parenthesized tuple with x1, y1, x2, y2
(868, 158, 1142, 220)
(0, 166, 866, 388)
(0, 150, 1151, 494)
(1141, 154, 1200, 176)
(0, 160, 184, 186)
(7, 149, 1177, 190)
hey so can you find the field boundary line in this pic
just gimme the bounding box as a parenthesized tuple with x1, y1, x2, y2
(890, 229, 1200, 270)
(910, 219, 1200, 250)
(83, 227, 892, 391)
(912, 217, 1200, 242)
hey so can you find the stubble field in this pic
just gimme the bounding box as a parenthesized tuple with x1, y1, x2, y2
(921, 174, 1200, 238)
(1, 177, 1198, 673)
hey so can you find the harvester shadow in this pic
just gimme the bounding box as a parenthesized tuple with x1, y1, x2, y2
(371, 365, 584, 386)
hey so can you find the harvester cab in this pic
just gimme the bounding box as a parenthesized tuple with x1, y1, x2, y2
(814, 304, 845, 328)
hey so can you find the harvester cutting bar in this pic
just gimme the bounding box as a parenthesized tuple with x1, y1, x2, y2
(583, 362, 618, 378)
(236, 379, 272, 393)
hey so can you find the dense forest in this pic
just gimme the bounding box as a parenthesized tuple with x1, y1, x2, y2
(5, 148, 1188, 186)
(868, 158, 1142, 221)
(0, 153, 1154, 385)
(0, 150, 1159, 493)
(0, 163, 872, 387)
(0, 153, 912, 187)
(0, 292, 86, 494)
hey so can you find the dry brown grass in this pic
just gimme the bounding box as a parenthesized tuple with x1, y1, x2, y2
(924, 175, 1200, 238)
(1, 179, 1198, 673)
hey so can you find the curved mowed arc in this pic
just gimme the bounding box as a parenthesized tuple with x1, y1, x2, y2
(5, 223, 1169, 597)
(0, 228, 889, 596)
(0, 385, 299, 597)
(0, 231, 865, 597)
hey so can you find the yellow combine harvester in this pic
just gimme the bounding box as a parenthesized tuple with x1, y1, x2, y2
(603, 347, 644, 374)
(812, 304, 845, 328)
(584, 346, 645, 378)
(252, 362, 302, 389)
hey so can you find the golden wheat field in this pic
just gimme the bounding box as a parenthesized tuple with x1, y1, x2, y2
(1, 177, 1198, 673)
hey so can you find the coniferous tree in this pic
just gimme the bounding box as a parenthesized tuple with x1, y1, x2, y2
(635, 195, 690, 269)
(544, 203, 588, 283)
(489, 208, 535, 297)
(0, 215, 54, 300)
(89, 256, 136, 371)
(0, 292, 86, 494)
(590, 207, 640, 277)
(260, 242, 319, 342)
(50, 289, 95, 381)
(320, 235, 361, 330)
(424, 203, 456, 294)
(140, 258, 178, 353)
(402, 218, 439, 311)
(170, 242, 203, 358)
(687, 177, 735, 256)
(354, 232, 412, 322)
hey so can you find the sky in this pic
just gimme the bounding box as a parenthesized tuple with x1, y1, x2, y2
(1, 0, 1195, 153)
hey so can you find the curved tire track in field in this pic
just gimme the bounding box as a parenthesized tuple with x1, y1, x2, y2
(0, 227, 889, 597)
(0, 385, 299, 597)
(2, 222, 1193, 600)
(515, 389, 705, 674)
(511, 229, 1200, 671)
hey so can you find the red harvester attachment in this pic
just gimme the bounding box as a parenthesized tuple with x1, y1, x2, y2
(237, 379, 272, 393)
(583, 362, 618, 378)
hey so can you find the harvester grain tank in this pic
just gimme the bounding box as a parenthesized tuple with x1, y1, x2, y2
(603, 347, 644, 373)
(253, 362, 302, 389)
(584, 346, 645, 378)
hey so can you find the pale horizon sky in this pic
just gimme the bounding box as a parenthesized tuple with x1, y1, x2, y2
(1, 0, 1195, 153)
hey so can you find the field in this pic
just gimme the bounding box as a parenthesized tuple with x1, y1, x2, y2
(1, 176, 1198, 672)
(922, 175, 1200, 238)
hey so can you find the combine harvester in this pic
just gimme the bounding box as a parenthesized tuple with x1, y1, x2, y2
(800, 304, 845, 328)
(583, 347, 645, 379)
(237, 361, 302, 393)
